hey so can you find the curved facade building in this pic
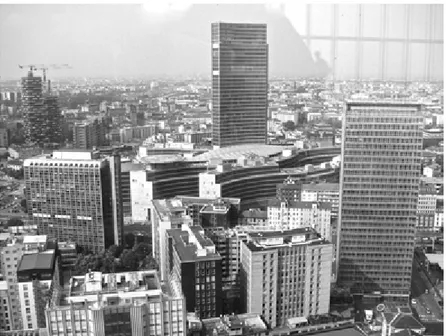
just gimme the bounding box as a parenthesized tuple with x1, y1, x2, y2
(130, 147, 340, 222)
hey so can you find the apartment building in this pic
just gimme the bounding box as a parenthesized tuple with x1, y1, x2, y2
(416, 183, 437, 232)
(301, 182, 340, 218)
(267, 199, 332, 242)
(240, 228, 333, 328)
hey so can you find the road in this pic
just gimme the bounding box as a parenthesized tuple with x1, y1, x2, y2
(411, 257, 443, 322)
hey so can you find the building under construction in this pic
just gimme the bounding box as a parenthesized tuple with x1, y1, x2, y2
(21, 71, 63, 146)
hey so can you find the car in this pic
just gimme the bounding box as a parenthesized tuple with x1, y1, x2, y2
(426, 308, 431, 314)
(425, 289, 429, 294)
(411, 299, 417, 305)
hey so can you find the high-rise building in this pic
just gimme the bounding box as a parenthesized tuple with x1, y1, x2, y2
(24, 150, 124, 253)
(211, 22, 268, 148)
(166, 225, 223, 319)
(21, 72, 63, 146)
(45, 270, 186, 336)
(337, 101, 423, 302)
(73, 117, 107, 149)
(21, 72, 45, 145)
(240, 227, 333, 328)
(43, 96, 63, 144)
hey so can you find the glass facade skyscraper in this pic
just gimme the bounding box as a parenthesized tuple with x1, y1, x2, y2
(211, 22, 268, 148)
(336, 101, 424, 302)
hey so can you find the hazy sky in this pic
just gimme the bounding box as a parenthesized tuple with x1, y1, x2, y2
(0, 4, 322, 79)
(0, 3, 442, 81)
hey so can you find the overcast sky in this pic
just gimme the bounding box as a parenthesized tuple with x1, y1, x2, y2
(0, 4, 322, 79)
(0, 3, 442, 81)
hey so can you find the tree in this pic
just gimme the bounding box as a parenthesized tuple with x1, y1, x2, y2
(124, 233, 135, 248)
(282, 120, 296, 131)
(119, 249, 139, 271)
(133, 243, 151, 262)
(6, 217, 24, 228)
(20, 199, 27, 211)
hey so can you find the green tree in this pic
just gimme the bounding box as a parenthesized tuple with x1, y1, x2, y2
(133, 243, 151, 262)
(124, 233, 135, 248)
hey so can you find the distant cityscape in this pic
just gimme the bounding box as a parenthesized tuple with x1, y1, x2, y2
(0, 11, 444, 336)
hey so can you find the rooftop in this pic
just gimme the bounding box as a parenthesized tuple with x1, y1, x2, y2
(202, 313, 267, 336)
(302, 182, 339, 192)
(194, 144, 288, 162)
(168, 225, 221, 262)
(17, 250, 55, 273)
(23, 235, 47, 245)
(268, 199, 332, 210)
(245, 227, 327, 252)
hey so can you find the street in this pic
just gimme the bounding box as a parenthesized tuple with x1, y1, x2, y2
(411, 257, 443, 322)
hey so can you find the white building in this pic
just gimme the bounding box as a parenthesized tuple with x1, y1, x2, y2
(240, 227, 332, 328)
(130, 170, 153, 223)
(199, 170, 222, 198)
(267, 200, 332, 242)
(301, 183, 339, 218)
(45, 270, 186, 336)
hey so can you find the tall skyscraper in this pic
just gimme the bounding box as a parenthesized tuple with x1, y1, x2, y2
(21, 72, 46, 145)
(21, 71, 63, 146)
(211, 22, 268, 148)
(337, 101, 424, 302)
(24, 150, 124, 253)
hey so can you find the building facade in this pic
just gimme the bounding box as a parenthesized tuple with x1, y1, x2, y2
(240, 228, 332, 328)
(21, 72, 45, 145)
(211, 22, 268, 148)
(24, 150, 123, 253)
(166, 225, 223, 320)
(301, 182, 340, 218)
(73, 117, 107, 150)
(416, 183, 437, 232)
(337, 101, 423, 302)
(267, 200, 332, 242)
(45, 270, 186, 336)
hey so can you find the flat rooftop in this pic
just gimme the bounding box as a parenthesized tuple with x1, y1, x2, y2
(17, 250, 55, 273)
(268, 199, 332, 210)
(194, 144, 289, 162)
(23, 235, 47, 245)
(168, 226, 220, 262)
(246, 227, 328, 252)
(302, 182, 339, 192)
(68, 270, 161, 298)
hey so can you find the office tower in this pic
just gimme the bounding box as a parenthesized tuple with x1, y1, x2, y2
(276, 177, 302, 202)
(21, 72, 45, 145)
(73, 117, 107, 149)
(337, 101, 423, 302)
(211, 22, 268, 148)
(17, 250, 60, 330)
(166, 225, 223, 319)
(240, 228, 333, 328)
(24, 150, 124, 253)
(0, 127, 9, 148)
(267, 199, 332, 241)
(0, 237, 25, 330)
(45, 270, 186, 336)
(44, 96, 63, 144)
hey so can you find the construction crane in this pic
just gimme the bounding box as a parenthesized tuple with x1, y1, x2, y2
(18, 64, 72, 93)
